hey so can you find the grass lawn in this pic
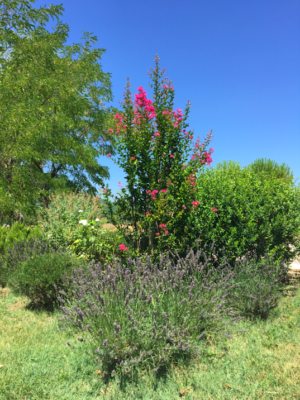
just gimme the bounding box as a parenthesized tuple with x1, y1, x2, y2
(0, 277, 299, 400)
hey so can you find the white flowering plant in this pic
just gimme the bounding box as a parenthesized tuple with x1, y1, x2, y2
(65, 218, 131, 267)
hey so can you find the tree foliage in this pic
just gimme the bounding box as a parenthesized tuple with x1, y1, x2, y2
(213, 158, 296, 187)
(0, 0, 122, 222)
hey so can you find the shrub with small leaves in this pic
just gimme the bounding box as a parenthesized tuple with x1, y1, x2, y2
(9, 251, 88, 307)
(56, 240, 245, 376)
(0, 236, 65, 289)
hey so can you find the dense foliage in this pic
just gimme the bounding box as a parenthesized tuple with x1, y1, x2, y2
(0, 236, 63, 288)
(9, 251, 88, 308)
(35, 189, 128, 266)
(0, 221, 42, 258)
(0, 0, 122, 220)
(177, 166, 300, 269)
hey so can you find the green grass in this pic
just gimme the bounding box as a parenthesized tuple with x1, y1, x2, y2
(0, 279, 299, 399)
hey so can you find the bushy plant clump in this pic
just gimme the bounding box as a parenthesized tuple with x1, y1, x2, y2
(65, 218, 132, 267)
(214, 251, 290, 320)
(183, 167, 300, 269)
(56, 241, 246, 376)
(0, 236, 64, 289)
(36, 189, 104, 253)
(9, 251, 88, 307)
(35, 189, 128, 266)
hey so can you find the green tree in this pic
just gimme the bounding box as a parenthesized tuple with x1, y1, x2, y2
(211, 158, 296, 187)
(246, 158, 295, 186)
(0, 0, 122, 222)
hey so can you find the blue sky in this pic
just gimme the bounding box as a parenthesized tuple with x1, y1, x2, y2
(33, 0, 300, 198)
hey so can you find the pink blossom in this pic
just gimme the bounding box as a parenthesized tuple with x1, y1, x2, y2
(156, 233, 160, 236)
(107, 153, 111, 157)
(170, 154, 174, 158)
(159, 224, 166, 228)
(183, 165, 187, 168)
(191, 156, 195, 160)
(131, 157, 135, 160)
(189, 136, 194, 139)
(107, 129, 113, 133)
(161, 189, 167, 193)
(164, 231, 169, 234)
(119, 244, 128, 251)
(146, 212, 151, 215)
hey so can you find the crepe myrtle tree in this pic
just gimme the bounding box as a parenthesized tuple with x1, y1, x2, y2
(0, 0, 122, 222)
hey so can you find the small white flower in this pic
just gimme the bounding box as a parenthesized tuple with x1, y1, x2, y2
(78, 210, 83, 212)
(79, 220, 88, 225)
(91, 226, 94, 229)
(95, 218, 100, 222)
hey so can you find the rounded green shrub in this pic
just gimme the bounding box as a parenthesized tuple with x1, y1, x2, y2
(184, 167, 300, 269)
(0, 236, 66, 289)
(9, 251, 87, 307)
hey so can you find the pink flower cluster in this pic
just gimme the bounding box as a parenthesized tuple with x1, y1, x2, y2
(147, 189, 159, 200)
(133, 87, 157, 123)
(191, 201, 200, 208)
(157, 223, 169, 235)
(114, 112, 125, 134)
(119, 244, 128, 251)
(163, 84, 174, 91)
(173, 108, 183, 129)
(211, 207, 218, 212)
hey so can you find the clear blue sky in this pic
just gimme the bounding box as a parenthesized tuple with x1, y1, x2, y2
(33, 0, 300, 199)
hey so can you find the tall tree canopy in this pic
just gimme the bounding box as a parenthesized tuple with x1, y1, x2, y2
(212, 158, 296, 186)
(0, 0, 121, 221)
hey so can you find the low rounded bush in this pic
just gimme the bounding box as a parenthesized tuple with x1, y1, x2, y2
(0, 236, 67, 289)
(9, 251, 87, 307)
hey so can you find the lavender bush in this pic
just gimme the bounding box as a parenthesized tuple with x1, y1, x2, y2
(56, 240, 246, 376)
(221, 251, 290, 320)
